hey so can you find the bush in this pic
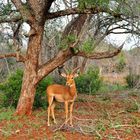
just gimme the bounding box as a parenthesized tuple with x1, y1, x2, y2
(0, 70, 54, 108)
(116, 52, 126, 72)
(76, 67, 102, 94)
(126, 74, 140, 88)
(0, 69, 23, 108)
(34, 76, 54, 109)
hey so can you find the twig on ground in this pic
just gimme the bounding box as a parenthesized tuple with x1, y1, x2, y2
(53, 118, 70, 132)
(0, 128, 13, 135)
(73, 116, 95, 122)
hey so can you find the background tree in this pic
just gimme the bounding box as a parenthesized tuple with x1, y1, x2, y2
(0, 0, 139, 115)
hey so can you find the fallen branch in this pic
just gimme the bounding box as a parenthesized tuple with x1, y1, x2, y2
(53, 116, 99, 136)
(53, 118, 70, 132)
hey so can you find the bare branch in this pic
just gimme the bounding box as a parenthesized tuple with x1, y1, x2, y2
(72, 66, 80, 74)
(0, 15, 22, 23)
(11, 0, 23, 10)
(47, 7, 123, 20)
(11, 0, 34, 23)
(76, 43, 125, 59)
(13, 22, 22, 49)
(0, 53, 26, 62)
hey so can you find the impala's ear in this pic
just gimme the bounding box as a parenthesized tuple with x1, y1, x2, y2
(61, 73, 67, 78)
(74, 73, 79, 78)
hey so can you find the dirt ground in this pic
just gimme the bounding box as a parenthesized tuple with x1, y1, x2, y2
(0, 90, 140, 140)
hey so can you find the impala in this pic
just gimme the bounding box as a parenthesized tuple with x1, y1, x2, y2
(47, 67, 79, 126)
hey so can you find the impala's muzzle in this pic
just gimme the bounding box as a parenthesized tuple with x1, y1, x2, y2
(66, 82, 72, 87)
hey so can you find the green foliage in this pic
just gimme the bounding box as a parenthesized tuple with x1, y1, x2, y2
(0, 70, 54, 108)
(0, 69, 23, 108)
(34, 76, 54, 109)
(76, 67, 102, 94)
(67, 34, 77, 43)
(126, 74, 140, 88)
(0, 108, 15, 121)
(0, 3, 12, 16)
(116, 53, 126, 72)
(59, 34, 76, 50)
(81, 39, 94, 53)
(78, 0, 110, 9)
(99, 83, 126, 93)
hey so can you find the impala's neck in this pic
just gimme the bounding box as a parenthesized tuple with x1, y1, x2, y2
(68, 82, 77, 97)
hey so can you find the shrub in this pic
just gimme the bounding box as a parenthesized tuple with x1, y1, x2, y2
(0, 69, 23, 108)
(116, 52, 126, 72)
(126, 74, 140, 88)
(34, 76, 54, 109)
(0, 69, 54, 108)
(76, 67, 102, 94)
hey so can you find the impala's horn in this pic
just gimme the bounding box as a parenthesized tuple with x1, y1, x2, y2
(71, 66, 80, 74)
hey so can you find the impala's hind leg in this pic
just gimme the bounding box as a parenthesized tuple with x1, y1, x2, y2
(47, 96, 53, 126)
(51, 102, 57, 124)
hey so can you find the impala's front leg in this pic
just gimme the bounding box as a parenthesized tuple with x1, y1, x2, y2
(64, 101, 69, 124)
(47, 106, 50, 126)
(70, 102, 74, 126)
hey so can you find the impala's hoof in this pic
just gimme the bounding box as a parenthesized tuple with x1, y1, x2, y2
(54, 121, 57, 124)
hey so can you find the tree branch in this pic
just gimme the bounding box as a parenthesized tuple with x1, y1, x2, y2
(11, 0, 34, 23)
(36, 48, 74, 83)
(11, 0, 23, 10)
(76, 43, 125, 59)
(0, 53, 26, 62)
(47, 7, 123, 20)
(0, 15, 22, 23)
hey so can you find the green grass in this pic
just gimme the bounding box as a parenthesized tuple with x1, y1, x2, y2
(98, 83, 126, 93)
(0, 108, 16, 121)
(52, 132, 66, 140)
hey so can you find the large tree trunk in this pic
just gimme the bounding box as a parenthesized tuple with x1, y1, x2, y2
(15, 24, 44, 115)
(15, 69, 37, 115)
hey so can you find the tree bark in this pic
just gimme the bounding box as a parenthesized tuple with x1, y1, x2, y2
(15, 24, 44, 115)
(15, 69, 37, 115)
